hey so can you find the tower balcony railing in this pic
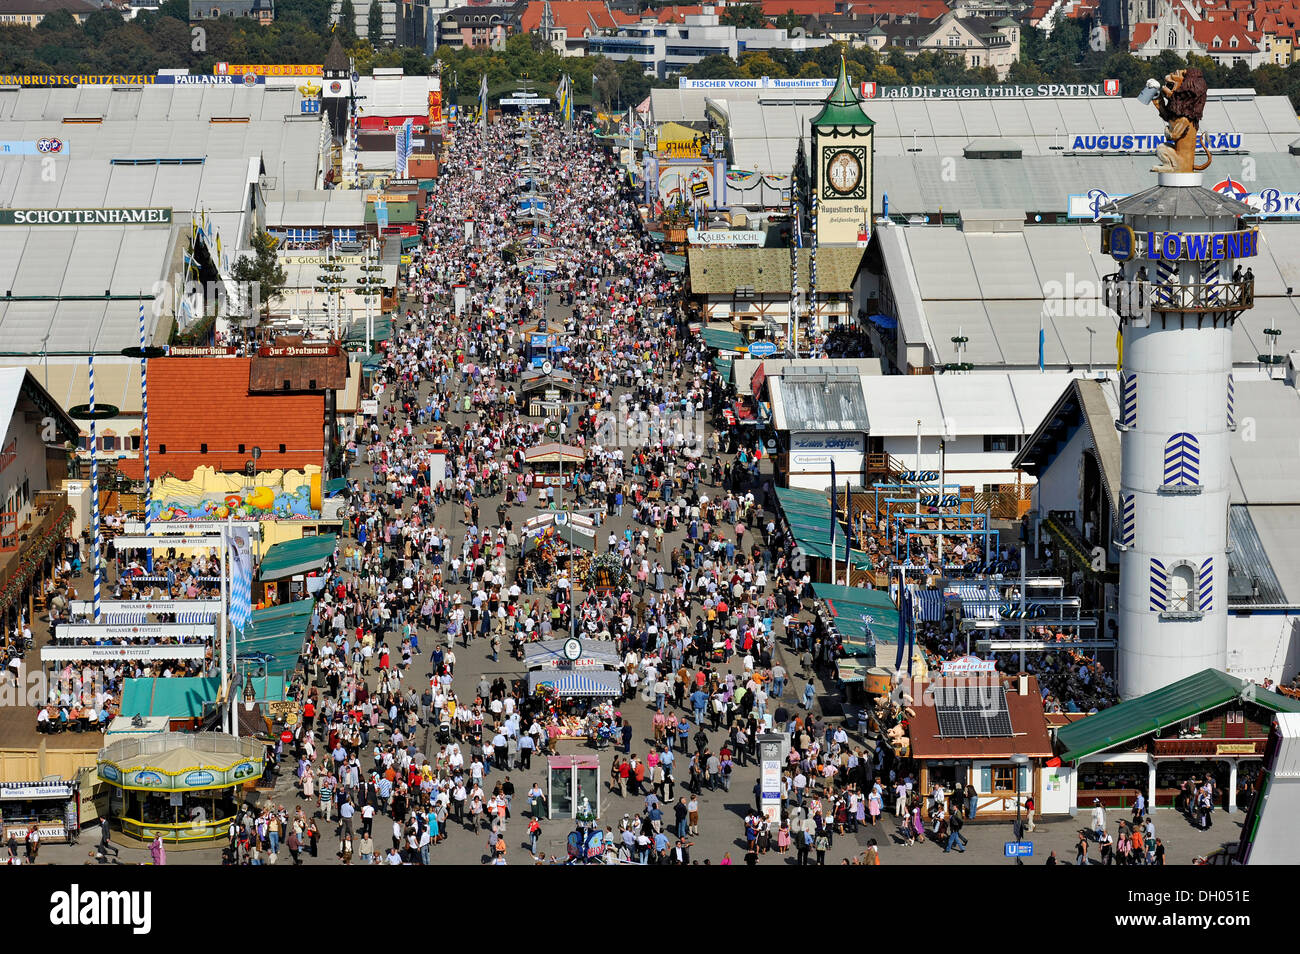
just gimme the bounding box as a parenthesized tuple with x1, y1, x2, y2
(1101, 274, 1254, 318)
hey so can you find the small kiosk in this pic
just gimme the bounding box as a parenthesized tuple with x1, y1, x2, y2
(546, 754, 601, 820)
(0, 780, 82, 844)
(523, 442, 585, 488)
(97, 733, 266, 843)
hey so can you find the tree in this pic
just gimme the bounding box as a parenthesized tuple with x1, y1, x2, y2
(156, 0, 188, 22)
(82, 8, 124, 42)
(740, 51, 786, 79)
(687, 54, 744, 79)
(776, 11, 803, 33)
(720, 3, 764, 29)
(338, 0, 356, 41)
(367, 0, 383, 45)
(35, 9, 76, 31)
(231, 229, 287, 325)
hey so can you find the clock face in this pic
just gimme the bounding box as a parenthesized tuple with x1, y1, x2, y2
(827, 150, 862, 195)
(563, 638, 583, 661)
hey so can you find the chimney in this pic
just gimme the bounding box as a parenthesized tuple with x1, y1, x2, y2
(1018, 672, 1029, 696)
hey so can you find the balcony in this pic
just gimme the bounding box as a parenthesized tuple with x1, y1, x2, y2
(1102, 274, 1254, 319)
(1152, 737, 1263, 757)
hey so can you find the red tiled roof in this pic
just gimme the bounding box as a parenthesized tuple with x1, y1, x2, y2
(520, 0, 621, 32)
(1130, 21, 1155, 47)
(651, 4, 704, 21)
(759, 0, 838, 15)
(844, 0, 949, 16)
(1192, 18, 1260, 48)
(117, 357, 325, 481)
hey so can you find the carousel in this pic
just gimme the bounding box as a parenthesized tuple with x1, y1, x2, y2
(97, 733, 266, 844)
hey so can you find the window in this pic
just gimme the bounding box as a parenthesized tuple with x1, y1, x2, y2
(238, 444, 246, 454)
(1169, 563, 1196, 612)
(1230, 35, 1237, 46)
(332, 228, 357, 243)
(983, 435, 1018, 453)
(983, 762, 1029, 793)
(1213, 36, 1221, 47)
(200, 443, 208, 454)
(284, 228, 320, 244)
(1168, 28, 1176, 47)
(159, 444, 166, 454)
(992, 765, 1015, 792)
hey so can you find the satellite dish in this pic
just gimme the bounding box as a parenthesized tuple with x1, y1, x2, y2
(251, 446, 262, 460)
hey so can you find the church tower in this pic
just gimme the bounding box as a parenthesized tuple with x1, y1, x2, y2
(811, 57, 875, 246)
(322, 36, 354, 140)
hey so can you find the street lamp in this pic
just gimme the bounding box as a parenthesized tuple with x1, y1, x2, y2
(1085, 326, 1096, 375)
(1011, 752, 1030, 863)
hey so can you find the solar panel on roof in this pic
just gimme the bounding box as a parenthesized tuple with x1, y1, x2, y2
(934, 685, 1013, 738)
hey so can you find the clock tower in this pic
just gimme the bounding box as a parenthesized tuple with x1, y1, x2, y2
(811, 58, 875, 246)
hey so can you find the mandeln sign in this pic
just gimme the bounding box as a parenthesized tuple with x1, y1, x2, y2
(0, 207, 172, 225)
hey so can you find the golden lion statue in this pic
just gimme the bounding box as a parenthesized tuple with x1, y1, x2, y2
(1150, 68, 1212, 174)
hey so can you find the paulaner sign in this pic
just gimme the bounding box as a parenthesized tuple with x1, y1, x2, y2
(0, 208, 172, 226)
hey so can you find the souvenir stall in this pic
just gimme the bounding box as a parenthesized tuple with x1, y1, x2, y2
(519, 520, 597, 590)
(526, 666, 624, 745)
(0, 780, 82, 844)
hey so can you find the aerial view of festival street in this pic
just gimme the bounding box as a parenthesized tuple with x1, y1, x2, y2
(0, 0, 1297, 880)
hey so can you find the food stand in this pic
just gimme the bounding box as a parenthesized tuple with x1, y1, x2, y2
(523, 442, 585, 488)
(97, 732, 266, 843)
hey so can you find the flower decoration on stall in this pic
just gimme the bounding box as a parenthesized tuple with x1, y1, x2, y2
(585, 552, 628, 593)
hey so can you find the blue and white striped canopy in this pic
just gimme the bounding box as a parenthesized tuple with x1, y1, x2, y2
(104, 612, 149, 625)
(177, 611, 219, 624)
(527, 669, 622, 698)
(952, 584, 1001, 620)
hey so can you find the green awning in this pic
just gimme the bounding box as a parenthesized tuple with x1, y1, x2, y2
(361, 353, 383, 369)
(775, 487, 873, 572)
(663, 253, 686, 273)
(121, 677, 221, 720)
(713, 356, 733, 380)
(345, 314, 393, 345)
(323, 477, 349, 496)
(258, 534, 338, 581)
(237, 600, 317, 674)
(418, 179, 436, 190)
(401, 236, 421, 250)
(648, 230, 666, 243)
(702, 327, 745, 352)
(1056, 668, 1300, 763)
(813, 582, 899, 646)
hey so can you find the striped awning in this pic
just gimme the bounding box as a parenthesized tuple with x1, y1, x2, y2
(178, 611, 220, 624)
(105, 612, 149, 625)
(527, 669, 622, 698)
(952, 583, 1001, 620)
(890, 584, 945, 623)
